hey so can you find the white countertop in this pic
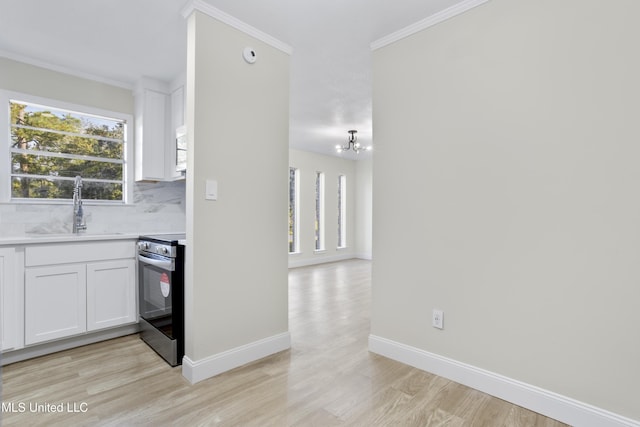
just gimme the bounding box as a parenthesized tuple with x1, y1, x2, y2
(0, 232, 141, 246)
(0, 231, 187, 246)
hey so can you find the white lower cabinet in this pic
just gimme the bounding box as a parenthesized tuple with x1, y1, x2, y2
(23, 241, 137, 346)
(1, 248, 18, 351)
(87, 259, 136, 331)
(25, 264, 87, 345)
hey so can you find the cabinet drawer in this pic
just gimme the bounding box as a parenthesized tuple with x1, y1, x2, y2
(25, 241, 135, 267)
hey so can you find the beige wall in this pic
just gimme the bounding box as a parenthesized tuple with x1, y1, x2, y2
(288, 149, 357, 266)
(185, 12, 289, 360)
(372, 0, 640, 420)
(0, 57, 132, 114)
(355, 157, 372, 259)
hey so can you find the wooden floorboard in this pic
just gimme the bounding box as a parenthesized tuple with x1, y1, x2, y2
(1, 259, 568, 426)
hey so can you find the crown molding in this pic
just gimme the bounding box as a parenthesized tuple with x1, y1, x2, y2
(0, 50, 134, 90)
(181, 0, 292, 55)
(371, 0, 490, 51)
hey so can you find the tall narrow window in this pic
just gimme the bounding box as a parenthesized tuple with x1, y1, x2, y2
(289, 167, 299, 253)
(315, 171, 325, 251)
(338, 174, 347, 248)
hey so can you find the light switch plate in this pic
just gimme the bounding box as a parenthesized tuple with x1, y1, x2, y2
(205, 179, 218, 200)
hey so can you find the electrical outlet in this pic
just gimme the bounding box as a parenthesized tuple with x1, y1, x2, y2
(432, 309, 444, 329)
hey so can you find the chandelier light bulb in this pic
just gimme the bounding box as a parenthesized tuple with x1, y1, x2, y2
(336, 129, 371, 154)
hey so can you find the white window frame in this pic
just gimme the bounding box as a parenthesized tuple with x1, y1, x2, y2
(315, 171, 325, 252)
(0, 90, 134, 204)
(289, 167, 300, 254)
(338, 174, 347, 249)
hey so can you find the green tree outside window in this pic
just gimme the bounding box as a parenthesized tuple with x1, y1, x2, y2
(10, 101, 126, 201)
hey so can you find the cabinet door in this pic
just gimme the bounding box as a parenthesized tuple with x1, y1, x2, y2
(25, 264, 87, 345)
(135, 88, 168, 181)
(1, 248, 16, 351)
(166, 85, 185, 181)
(171, 85, 184, 132)
(86, 259, 137, 331)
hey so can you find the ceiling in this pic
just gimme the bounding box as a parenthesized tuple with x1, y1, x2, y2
(0, 0, 466, 159)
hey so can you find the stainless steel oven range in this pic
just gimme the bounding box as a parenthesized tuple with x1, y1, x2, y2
(137, 234, 185, 366)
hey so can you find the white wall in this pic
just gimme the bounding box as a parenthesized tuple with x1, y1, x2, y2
(288, 149, 358, 267)
(0, 57, 186, 236)
(372, 0, 640, 422)
(184, 11, 290, 376)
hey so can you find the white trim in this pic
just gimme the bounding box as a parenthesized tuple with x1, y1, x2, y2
(368, 335, 640, 427)
(181, 0, 292, 55)
(182, 332, 291, 384)
(290, 167, 300, 254)
(354, 252, 372, 261)
(338, 174, 347, 248)
(371, 0, 491, 51)
(288, 253, 355, 269)
(315, 171, 326, 251)
(0, 50, 133, 90)
(0, 90, 10, 202)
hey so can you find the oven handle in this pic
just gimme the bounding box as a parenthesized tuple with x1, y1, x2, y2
(138, 253, 175, 272)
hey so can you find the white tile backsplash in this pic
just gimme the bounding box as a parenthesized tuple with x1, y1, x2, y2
(0, 181, 186, 237)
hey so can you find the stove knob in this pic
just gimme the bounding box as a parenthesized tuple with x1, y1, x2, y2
(159, 247, 169, 255)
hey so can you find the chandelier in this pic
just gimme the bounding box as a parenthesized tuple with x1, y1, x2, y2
(336, 130, 370, 154)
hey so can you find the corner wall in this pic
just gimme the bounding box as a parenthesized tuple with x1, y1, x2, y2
(371, 0, 640, 423)
(184, 11, 290, 380)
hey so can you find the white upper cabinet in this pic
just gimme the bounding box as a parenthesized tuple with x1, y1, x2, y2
(171, 84, 185, 132)
(134, 76, 185, 182)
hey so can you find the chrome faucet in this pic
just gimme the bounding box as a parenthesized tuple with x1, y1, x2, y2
(72, 175, 87, 233)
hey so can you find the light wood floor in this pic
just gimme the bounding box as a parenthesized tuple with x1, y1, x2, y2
(1, 260, 567, 426)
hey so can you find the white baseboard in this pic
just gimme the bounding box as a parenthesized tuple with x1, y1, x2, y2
(355, 252, 372, 261)
(288, 253, 354, 269)
(182, 332, 291, 384)
(369, 335, 639, 427)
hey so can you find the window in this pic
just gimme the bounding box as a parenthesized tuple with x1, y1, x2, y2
(1, 91, 132, 203)
(338, 174, 347, 248)
(315, 171, 325, 251)
(289, 167, 299, 253)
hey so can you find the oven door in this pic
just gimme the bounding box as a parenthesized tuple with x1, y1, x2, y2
(138, 252, 176, 339)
